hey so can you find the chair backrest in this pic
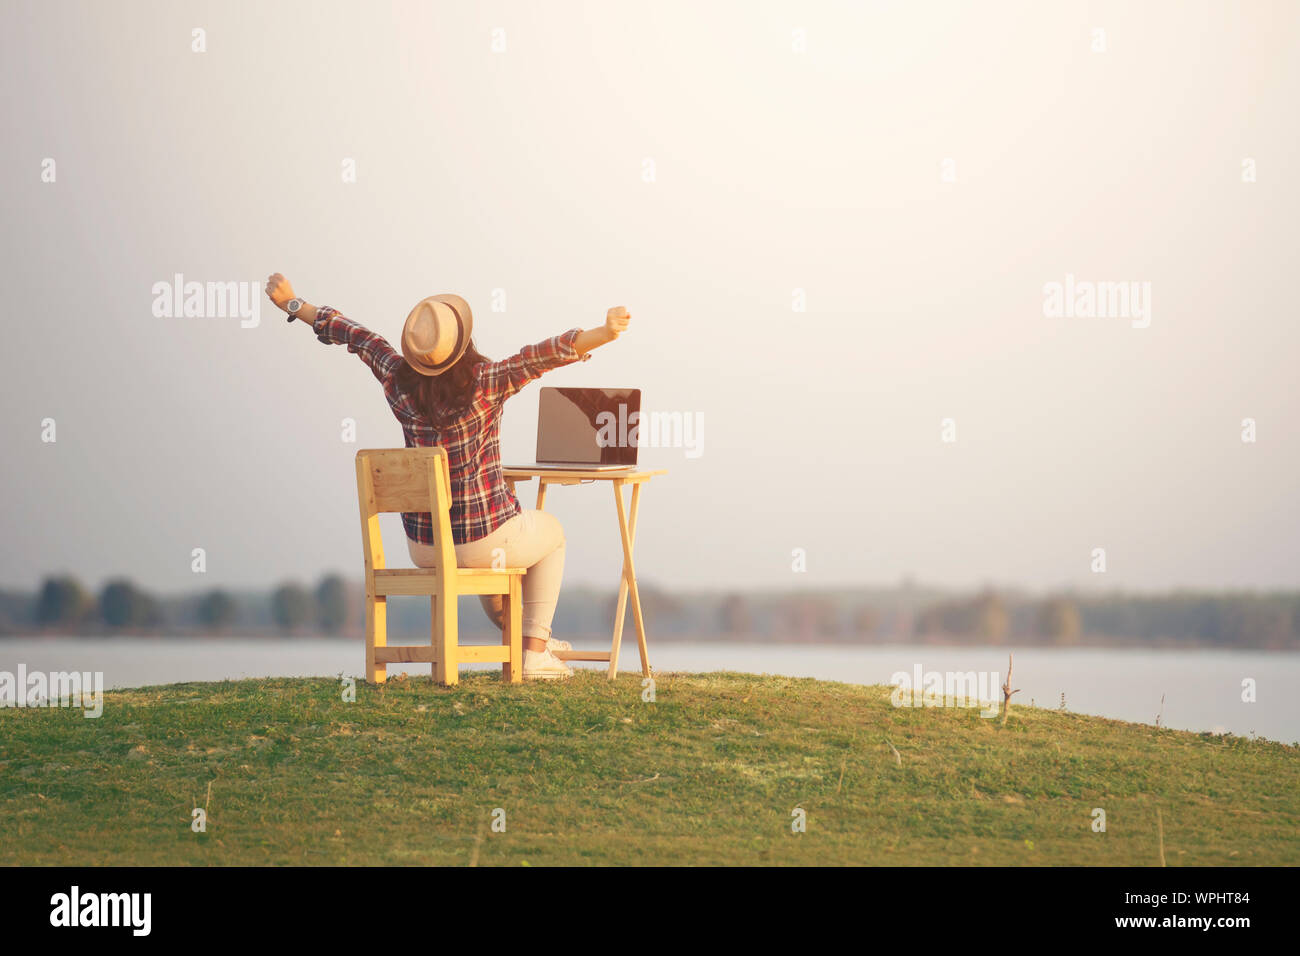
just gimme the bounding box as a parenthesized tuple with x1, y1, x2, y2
(354, 447, 456, 578)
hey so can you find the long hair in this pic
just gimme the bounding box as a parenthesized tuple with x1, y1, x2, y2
(393, 340, 489, 429)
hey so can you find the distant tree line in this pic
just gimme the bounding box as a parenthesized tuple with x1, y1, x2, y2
(0, 573, 358, 637)
(709, 588, 1298, 649)
(2, 575, 1297, 649)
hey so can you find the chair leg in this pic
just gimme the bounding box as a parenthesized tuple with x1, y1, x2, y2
(365, 593, 387, 684)
(432, 590, 459, 686)
(502, 576, 523, 684)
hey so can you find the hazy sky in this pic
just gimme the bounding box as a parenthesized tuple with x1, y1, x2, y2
(2, 0, 1297, 595)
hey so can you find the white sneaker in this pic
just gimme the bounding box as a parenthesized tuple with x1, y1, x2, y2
(523, 648, 573, 681)
(546, 636, 573, 652)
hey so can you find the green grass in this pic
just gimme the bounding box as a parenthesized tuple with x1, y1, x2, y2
(1, 671, 1297, 865)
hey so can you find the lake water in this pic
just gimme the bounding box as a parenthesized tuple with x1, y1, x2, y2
(1, 638, 1295, 744)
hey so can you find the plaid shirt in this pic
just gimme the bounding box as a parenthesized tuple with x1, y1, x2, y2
(313, 307, 588, 545)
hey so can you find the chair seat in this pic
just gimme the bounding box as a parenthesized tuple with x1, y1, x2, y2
(372, 566, 526, 596)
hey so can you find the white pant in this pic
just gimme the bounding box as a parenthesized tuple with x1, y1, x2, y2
(407, 509, 566, 640)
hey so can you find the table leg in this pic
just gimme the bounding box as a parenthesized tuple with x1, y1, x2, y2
(506, 475, 546, 512)
(609, 480, 649, 679)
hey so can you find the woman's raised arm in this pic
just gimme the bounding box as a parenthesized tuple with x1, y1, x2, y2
(479, 307, 632, 405)
(264, 273, 401, 385)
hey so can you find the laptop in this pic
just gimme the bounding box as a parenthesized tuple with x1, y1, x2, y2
(511, 387, 640, 471)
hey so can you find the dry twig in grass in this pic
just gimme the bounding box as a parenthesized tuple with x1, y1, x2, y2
(1157, 808, 1167, 867)
(1000, 654, 1021, 726)
(469, 818, 486, 868)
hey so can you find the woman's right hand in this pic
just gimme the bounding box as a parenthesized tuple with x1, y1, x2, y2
(574, 308, 630, 356)
(605, 306, 630, 339)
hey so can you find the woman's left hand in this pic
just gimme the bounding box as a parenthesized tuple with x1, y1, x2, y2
(265, 273, 297, 312)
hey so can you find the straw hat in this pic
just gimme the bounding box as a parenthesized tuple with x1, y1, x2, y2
(401, 293, 473, 376)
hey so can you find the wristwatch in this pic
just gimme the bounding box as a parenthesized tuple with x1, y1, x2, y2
(285, 298, 304, 323)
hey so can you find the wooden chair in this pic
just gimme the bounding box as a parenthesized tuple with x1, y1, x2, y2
(354, 447, 525, 686)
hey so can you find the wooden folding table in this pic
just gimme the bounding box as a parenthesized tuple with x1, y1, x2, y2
(502, 467, 667, 679)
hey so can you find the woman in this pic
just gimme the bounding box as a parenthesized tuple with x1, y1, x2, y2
(264, 273, 630, 680)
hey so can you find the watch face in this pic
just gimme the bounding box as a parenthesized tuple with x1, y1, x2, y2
(287, 298, 302, 313)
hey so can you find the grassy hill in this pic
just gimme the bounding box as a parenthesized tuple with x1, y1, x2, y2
(1, 671, 1296, 865)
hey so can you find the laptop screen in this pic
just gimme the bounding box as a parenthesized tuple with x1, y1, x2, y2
(536, 388, 641, 466)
